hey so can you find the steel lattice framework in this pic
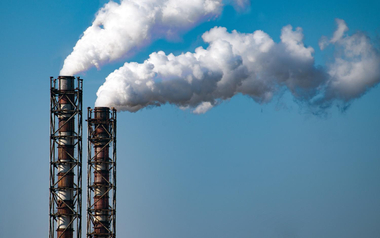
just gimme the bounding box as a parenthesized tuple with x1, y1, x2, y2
(50, 76, 83, 238)
(87, 107, 116, 238)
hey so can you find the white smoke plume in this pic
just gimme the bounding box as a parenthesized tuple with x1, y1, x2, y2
(60, 0, 249, 76)
(95, 19, 380, 114)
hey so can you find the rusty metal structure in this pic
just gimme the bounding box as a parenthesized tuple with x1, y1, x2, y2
(50, 76, 83, 238)
(87, 107, 117, 238)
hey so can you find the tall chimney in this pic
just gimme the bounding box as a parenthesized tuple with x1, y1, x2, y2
(50, 76, 83, 238)
(87, 107, 116, 238)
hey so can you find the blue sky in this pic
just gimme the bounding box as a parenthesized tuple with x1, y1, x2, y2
(0, 0, 380, 237)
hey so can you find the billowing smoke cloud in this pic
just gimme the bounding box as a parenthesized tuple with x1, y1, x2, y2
(318, 20, 380, 106)
(95, 19, 380, 114)
(60, 0, 249, 76)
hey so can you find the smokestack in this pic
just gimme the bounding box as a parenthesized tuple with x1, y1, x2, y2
(87, 107, 116, 238)
(50, 76, 83, 238)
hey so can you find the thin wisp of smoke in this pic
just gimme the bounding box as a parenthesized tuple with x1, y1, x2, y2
(95, 19, 380, 114)
(60, 0, 249, 76)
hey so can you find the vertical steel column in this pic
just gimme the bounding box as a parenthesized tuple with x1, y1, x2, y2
(50, 76, 83, 238)
(87, 107, 116, 238)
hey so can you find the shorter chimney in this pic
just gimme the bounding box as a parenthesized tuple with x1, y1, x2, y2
(87, 107, 117, 238)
